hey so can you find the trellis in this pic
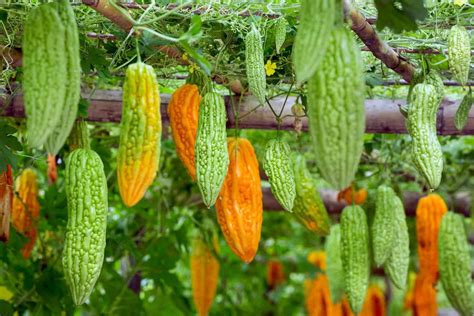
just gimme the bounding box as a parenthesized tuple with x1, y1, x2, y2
(0, 2, 473, 310)
(0, 1, 472, 213)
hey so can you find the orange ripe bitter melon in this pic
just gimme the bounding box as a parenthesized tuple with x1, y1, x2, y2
(0, 165, 13, 242)
(215, 138, 263, 263)
(12, 168, 40, 258)
(416, 193, 447, 284)
(191, 236, 219, 316)
(168, 84, 202, 180)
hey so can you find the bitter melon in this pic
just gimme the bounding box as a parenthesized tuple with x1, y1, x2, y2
(63, 148, 108, 305)
(191, 235, 219, 316)
(245, 25, 266, 105)
(292, 0, 335, 83)
(263, 140, 295, 212)
(454, 89, 472, 131)
(195, 92, 229, 208)
(215, 138, 262, 263)
(274, 18, 287, 54)
(372, 186, 397, 267)
(416, 194, 448, 284)
(448, 25, 471, 86)
(438, 212, 474, 316)
(407, 84, 443, 190)
(340, 205, 370, 314)
(22, 3, 67, 148)
(384, 195, 410, 290)
(167, 84, 202, 180)
(292, 154, 330, 235)
(307, 27, 365, 190)
(408, 69, 444, 107)
(44, 0, 81, 155)
(325, 224, 345, 304)
(117, 62, 161, 207)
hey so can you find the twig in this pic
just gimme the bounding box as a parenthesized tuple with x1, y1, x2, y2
(343, 0, 416, 82)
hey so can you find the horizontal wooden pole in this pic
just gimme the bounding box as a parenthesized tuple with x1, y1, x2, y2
(1, 89, 473, 135)
(262, 187, 471, 218)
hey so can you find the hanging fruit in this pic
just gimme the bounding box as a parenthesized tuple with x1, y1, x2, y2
(12, 168, 40, 258)
(0, 165, 13, 243)
(416, 194, 447, 284)
(168, 84, 202, 180)
(117, 62, 162, 207)
(191, 235, 220, 316)
(215, 138, 263, 263)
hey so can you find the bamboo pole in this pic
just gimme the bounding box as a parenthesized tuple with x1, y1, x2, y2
(1, 89, 473, 135)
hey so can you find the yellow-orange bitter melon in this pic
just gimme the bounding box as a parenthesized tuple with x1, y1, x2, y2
(359, 285, 386, 316)
(0, 165, 13, 242)
(12, 168, 40, 259)
(191, 235, 219, 316)
(117, 62, 162, 207)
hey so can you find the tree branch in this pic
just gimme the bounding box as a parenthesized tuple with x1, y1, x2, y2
(344, 1, 416, 82)
(82, 0, 134, 32)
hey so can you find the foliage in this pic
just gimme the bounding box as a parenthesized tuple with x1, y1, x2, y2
(0, 0, 472, 315)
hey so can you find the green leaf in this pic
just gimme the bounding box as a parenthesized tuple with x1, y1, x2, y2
(0, 12, 7, 23)
(0, 121, 21, 172)
(77, 97, 90, 118)
(0, 301, 14, 316)
(374, 0, 428, 33)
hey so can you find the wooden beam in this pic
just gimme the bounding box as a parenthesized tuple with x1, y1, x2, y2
(1, 89, 473, 135)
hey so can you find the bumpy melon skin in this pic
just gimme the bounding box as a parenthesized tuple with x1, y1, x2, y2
(167, 84, 202, 180)
(384, 195, 410, 290)
(372, 186, 397, 267)
(117, 62, 162, 207)
(22, 3, 67, 148)
(292, 0, 335, 83)
(438, 212, 474, 316)
(340, 205, 370, 314)
(307, 27, 365, 190)
(325, 225, 345, 304)
(215, 138, 263, 263)
(195, 92, 229, 208)
(245, 25, 267, 105)
(407, 69, 444, 109)
(63, 148, 108, 306)
(448, 25, 471, 86)
(274, 18, 287, 54)
(291, 154, 330, 235)
(416, 194, 448, 284)
(45, 0, 81, 155)
(407, 84, 443, 190)
(191, 236, 220, 316)
(454, 89, 472, 131)
(263, 140, 296, 212)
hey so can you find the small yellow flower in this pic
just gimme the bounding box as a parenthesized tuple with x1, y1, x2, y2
(454, 0, 467, 6)
(188, 63, 198, 74)
(182, 53, 189, 61)
(265, 59, 277, 76)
